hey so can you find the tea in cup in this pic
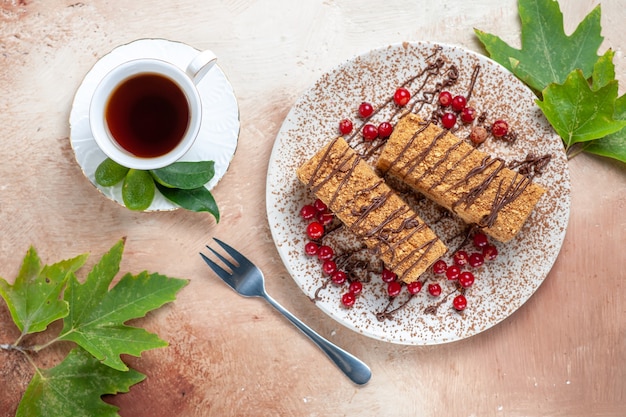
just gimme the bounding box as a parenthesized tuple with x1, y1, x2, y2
(89, 50, 217, 170)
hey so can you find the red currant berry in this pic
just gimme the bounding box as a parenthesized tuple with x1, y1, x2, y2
(407, 281, 423, 295)
(349, 281, 363, 295)
(322, 260, 337, 275)
(358, 102, 374, 118)
(492, 119, 509, 137)
(451, 95, 467, 112)
(433, 259, 448, 274)
(441, 112, 457, 129)
(381, 268, 397, 283)
(339, 118, 353, 135)
(300, 204, 316, 220)
(446, 265, 461, 281)
(473, 232, 489, 248)
(316, 210, 334, 226)
(313, 198, 327, 212)
(483, 245, 498, 260)
(387, 281, 402, 297)
(317, 245, 334, 261)
(453, 294, 467, 311)
(362, 123, 378, 141)
(439, 91, 453, 107)
(459, 271, 475, 288)
(461, 106, 476, 123)
(304, 242, 319, 256)
(393, 87, 411, 106)
(453, 250, 469, 267)
(377, 122, 393, 138)
(331, 270, 347, 285)
(306, 222, 324, 240)
(428, 283, 442, 297)
(341, 292, 356, 307)
(468, 252, 484, 268)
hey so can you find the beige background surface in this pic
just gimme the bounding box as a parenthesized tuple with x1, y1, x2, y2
(0, 1, 625, 416)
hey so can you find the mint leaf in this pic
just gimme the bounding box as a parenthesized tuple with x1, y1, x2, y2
(151, 161, 215, 189)
(475, 0, 603, 92)
(536, 68, 626, 150)
(17, 347, 145, 417)
(156, 183, 220, 222)
(0, 248, 87, 335)
(58, 240, 188, 371)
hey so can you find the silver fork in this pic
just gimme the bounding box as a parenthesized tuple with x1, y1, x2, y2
(200, 238, 372, 385)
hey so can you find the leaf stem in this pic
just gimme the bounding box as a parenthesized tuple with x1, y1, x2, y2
(566, 143, 586, 160)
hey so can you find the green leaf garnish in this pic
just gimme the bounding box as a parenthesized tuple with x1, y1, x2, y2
(156, 182, 220, 222)
(536, 68, 626, 151)
(0, 248, 87, 335)
(57, 240, 188, 371)
(474, 0, 603, 93)
(151, 161, 215, 189)
(93, 159, 220, 215)
(95, 158, 130, 187)
(122, 169, 156, 211)
(17, 348, 145, 417)
(582, 132, 626, 163)
(475, 0, 625, 163)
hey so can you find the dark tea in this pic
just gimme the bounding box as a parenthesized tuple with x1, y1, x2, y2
(105, 73, 190, 158)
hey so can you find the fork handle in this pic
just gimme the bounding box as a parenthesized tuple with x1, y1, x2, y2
(263, 293, 372, 385)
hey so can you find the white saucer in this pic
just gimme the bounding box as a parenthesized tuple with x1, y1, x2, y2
(69, 39, 240, 211)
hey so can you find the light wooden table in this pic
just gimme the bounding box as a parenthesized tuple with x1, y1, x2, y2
(1, 1, 624, 416)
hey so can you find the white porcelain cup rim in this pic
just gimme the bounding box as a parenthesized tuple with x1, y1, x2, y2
(89, 50, 217, 170)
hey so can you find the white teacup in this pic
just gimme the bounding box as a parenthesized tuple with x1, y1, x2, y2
(89, 50, 217, 170)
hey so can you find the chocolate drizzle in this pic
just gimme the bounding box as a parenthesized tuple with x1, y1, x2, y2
(508, 153, 552, 179)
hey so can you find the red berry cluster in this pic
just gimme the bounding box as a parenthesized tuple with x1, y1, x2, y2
(300, 200, 366, 307)
(437, 90, 512, 145)
(338, 88, 413, 142)
(438, 91, 476, 129)
(379, 267, 423, 301)
(430, 231, 498, 311)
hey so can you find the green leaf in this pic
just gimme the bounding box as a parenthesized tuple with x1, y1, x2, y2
(583, 132, 626, 163)
(0, 248, 87, 334)
(95, 158, 130, 187)
(584, 91, 626, 162)
(17, 347, 145, 417)
(122, 169, 155, 211)
(475, 0, 603, 92)
(151, 161, 215, 190)
(591, 49, 615, 91)
(156, 183, 220, 221)
(58, 240, 188, 371)
(536, 69, 626, 149)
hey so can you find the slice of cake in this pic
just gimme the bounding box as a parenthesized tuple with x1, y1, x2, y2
(297, 136, 447, 283)
(377, 114, 545, 242)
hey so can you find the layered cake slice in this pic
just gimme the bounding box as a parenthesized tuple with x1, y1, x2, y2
(297, 136, 447, 283)
(377, 114, 545, 242)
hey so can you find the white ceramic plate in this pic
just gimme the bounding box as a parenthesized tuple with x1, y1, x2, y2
(70, 39, 240, 211)
(266, 42, 571, 345)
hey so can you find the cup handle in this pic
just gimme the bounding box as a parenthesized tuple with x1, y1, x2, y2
(186, 50, 218, 84)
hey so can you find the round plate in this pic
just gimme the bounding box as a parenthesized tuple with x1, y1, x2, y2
(70, 38, 240, 211)
(266, 42, 571, 345)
